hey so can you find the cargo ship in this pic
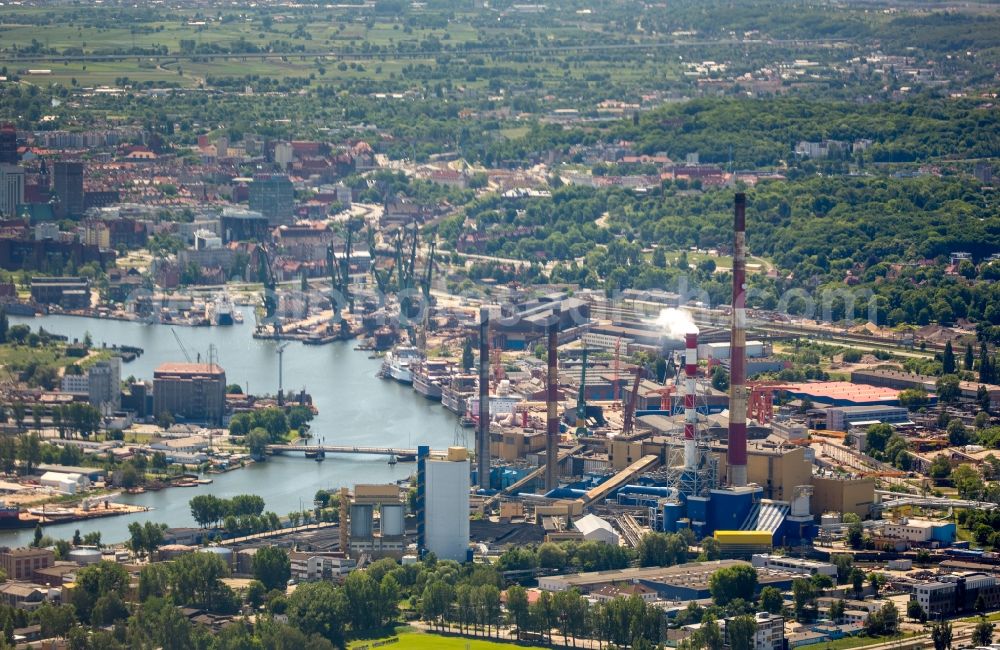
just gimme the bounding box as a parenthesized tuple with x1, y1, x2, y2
(0, 502, 34, 529)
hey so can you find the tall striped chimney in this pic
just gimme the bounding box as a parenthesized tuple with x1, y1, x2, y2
(728, 193, 748, 487)
(684, 332, 698, 470)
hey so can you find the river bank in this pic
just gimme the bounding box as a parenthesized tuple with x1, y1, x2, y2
(1, 308, 459, 546)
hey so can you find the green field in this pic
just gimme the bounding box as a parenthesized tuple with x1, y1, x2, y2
(348, 628, 545, 650)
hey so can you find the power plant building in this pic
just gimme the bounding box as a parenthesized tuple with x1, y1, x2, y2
(152, 363, 227, 426)
(417, 446, 470, 563)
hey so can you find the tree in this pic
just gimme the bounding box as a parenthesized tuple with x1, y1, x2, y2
(943, 340, 956, 374)
(907, 599, 926, 621)
(711, 366, 729, 391)
(899, 388, 929, 409)
(73, 561, 130, 623)
(866, 423, 893, 455)
(169, 551, 235, 613)
(37, 604, 76, 639)
(973, 618, 995, 647)
(709, 564, 758, 606)
(932, 620, 953, 650)
(17, 433, 41, 473)
(792, 578, 816, 622)
(727, 614, 757, 650)
(981, 346, 994, 384)
(830, 554, 853, 584)
(978, 384, 991, 413)
(847, 521, 864, 549)
(830, 598, 846, 623)
(537, 542, 568, 570)
(0, 308, 7, 343)
(851, 568, 866, 597)
(948, 419, 970, 446)
(758, 586, 784, 615)
(506, 584, 530, 636)
(952, 464, 984, 499)
(694, 613, 724, 650)
(246, 427, 270, 460)
(930, 454, 952, 479)
(462, 338, 474, 370)
(127, 521, 166, 559)
(937, 374, 961, 403)
(127, 597, 196, 650)
(421, 580, 454, 632)
(252, 545, 291, 591)
(156, 410, 174, 430)
(966, 343, 975, 371)
(701, 536, 722, 561)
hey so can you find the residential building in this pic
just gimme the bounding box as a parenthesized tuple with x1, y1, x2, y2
(288, 550, 356, 582)
(0, 548, 54, 581)
(721, 612, 784, 650)
(53, 161, 84, 218)
(0, 164, 24, 218)
(87, 357, 121, 412)
(152, 363, 227, 426)
(418, 446, 470, 563)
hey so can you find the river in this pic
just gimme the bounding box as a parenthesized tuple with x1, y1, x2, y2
(1, 309, 460, 546)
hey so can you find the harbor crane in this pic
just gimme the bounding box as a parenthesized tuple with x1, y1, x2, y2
(171, 328, 192, 363)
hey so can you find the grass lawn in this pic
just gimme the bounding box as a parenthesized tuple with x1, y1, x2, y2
(348, 627, 545, 650)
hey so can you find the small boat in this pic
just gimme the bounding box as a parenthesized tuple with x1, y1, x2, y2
(195, 478, 213, 485)
(388, 454, 397, 466)
(315, 449, 325, 462)
(175, 481, 198, 488)
(305, 450, 319, 459)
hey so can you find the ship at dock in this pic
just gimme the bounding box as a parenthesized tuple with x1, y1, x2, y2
(209, 293, 237, 326)
(412, 359, 452, 401)
(441, 373, 477, 415)
(379, 345, 422, 384)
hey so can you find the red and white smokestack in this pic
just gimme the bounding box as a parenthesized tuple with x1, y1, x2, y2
(684, 332, 698, 470)
(728, 193, 748, 487)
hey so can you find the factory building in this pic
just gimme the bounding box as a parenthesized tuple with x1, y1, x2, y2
(417, 446, 470, 563)
(152, 363, 227, 426)
(811, 476, 876, 519)
(882, 518, 955, 545)
(751, 554, 837, 578)
(347, 484, 406, 559)
(823, 405, 911, 431)
(780, 381, 904, 407)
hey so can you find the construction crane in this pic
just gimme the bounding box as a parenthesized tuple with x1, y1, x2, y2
(747, 381, 793, 424)
(255, 244, 279, 334)
(171, 328, 192, 362)
(622, 367, 645, 437)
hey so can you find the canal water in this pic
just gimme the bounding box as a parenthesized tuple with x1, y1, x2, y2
(1, 310, 460, 545)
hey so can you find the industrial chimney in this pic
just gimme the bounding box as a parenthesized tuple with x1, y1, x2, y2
(545, 306, 561, 492)
(684, 332, 698, 470)
(477, 307, 490, 490)
(728, 193, 748, 487)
